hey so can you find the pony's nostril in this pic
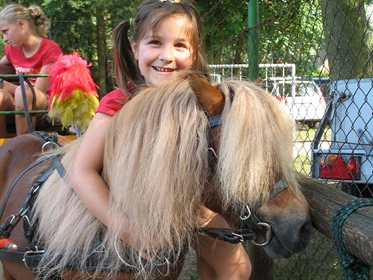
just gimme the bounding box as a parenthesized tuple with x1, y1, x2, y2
(299, 220, 314, 247)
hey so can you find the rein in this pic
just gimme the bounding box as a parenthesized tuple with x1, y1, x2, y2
(202, 115, 287, 246)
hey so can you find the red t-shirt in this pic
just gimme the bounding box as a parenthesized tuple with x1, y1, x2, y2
(96, 88, 128, 116)
(5, 37, 62, 85)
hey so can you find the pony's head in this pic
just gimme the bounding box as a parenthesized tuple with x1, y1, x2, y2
(188, 73, 313, 258)
(104, 73, 312, 262)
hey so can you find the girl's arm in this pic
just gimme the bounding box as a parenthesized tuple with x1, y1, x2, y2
(33, 63, 52, 93)
(0, 56, 10, 65)
(70, 113, 131, 241)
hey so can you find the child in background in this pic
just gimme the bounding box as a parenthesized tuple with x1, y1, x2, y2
(0, 3, 62, 137)
(70, 1, 251, 279)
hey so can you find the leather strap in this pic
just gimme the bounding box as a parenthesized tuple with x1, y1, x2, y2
(0, 156, 48, 220)
(0, 249, 24, 263)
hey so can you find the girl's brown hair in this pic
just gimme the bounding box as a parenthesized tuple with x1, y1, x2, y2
(112, 0, 209, 95)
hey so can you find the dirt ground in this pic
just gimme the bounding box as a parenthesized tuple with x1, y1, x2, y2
(178, 248, 197, 280)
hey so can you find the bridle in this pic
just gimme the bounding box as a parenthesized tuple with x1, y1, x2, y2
(201, 114, 288, 246)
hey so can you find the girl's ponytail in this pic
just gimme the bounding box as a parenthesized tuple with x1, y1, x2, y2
(112, 21, 144, 95)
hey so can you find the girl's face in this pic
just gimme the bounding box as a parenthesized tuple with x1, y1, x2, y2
(131, 15, 193, 87)
(0, 20, 25, 48)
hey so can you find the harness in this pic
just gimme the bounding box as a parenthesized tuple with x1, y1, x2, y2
(0, 132, 64, 269)
(0, 132, 178, 278)
(202, 114, 287, 246)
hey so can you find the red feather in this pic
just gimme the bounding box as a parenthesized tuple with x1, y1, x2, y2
(48, 51, 98, 107)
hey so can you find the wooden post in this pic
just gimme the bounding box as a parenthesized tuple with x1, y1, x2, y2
(297, 173, 373, 267)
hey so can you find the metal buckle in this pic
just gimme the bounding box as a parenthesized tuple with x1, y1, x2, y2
(23, 248, 45, 269)
(231, 232, 244, 243)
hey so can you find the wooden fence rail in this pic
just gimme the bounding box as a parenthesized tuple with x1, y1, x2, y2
(297, 173, 373, 267)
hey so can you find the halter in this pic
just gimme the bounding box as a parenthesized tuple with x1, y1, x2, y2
(203, 115, 288, 246)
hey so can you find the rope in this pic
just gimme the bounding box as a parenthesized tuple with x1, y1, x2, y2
(331, 198, 373, 280)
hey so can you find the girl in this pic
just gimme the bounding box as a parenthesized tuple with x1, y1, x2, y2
(70, 1, 251, 279)
(0, 4, 62, 137)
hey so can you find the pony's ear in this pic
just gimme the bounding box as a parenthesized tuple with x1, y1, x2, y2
(188, 72, 225, 116)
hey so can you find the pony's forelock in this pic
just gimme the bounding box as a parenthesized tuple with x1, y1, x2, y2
(217, 80, 300, 210)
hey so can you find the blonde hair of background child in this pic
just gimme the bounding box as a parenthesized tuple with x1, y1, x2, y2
(0, 4, 50, 37)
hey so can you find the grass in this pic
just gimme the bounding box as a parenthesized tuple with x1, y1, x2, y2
(294, 154, 311, 175)
(273, 231, 343, 280)
(293, 127, 332, 175)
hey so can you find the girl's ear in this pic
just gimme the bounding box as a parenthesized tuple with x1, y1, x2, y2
(130, 38, 138, 60)
(17, 19, 27, 31)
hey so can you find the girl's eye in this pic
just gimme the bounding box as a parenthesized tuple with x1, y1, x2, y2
(175, 42, 188, 49)
(149, 40, 161, 45)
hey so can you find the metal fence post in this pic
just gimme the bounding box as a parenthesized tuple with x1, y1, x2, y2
(248, 0, 259, 81)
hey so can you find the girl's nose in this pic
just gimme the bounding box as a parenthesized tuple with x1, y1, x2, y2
(159, 46, 173, 62)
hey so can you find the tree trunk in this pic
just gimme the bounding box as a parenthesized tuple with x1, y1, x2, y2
(96, 7, 107, 98)
(320, 0, 373, 80)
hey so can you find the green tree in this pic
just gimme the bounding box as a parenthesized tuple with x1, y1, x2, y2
(196, 0, 325, 78)
(0, 0, 137, 96)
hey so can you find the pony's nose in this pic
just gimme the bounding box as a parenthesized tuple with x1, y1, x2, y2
(292, 215, 314, 252)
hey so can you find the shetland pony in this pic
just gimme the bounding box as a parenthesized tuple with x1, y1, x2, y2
(0, 73, 312, 279)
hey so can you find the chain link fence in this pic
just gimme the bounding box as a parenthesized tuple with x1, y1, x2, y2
(207, 0, 373, 278)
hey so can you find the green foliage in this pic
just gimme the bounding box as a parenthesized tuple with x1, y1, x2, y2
(196, 0, 325, 79)
(0, 0, 136, 92)
(0, 0, 368, 89)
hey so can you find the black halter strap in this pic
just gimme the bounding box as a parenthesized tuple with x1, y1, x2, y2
(207, 115, 221, 173)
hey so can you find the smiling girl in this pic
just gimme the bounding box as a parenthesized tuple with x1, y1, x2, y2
(70, 1, 251, 279)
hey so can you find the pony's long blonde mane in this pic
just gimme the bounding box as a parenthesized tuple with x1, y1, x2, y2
(216, 80, 299, 209)
(32, 77, 299, 279)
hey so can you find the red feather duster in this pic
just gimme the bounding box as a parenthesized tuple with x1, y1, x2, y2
(48, 52, 99, 134)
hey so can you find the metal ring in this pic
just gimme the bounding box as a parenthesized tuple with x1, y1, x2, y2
(251, 222, 272, 247)
(42, 141, 59, 153)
